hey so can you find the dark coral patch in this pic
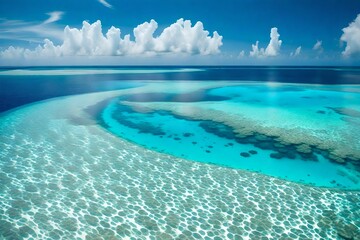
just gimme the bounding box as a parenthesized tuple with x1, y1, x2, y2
(240, 152, 250, 158)
(270, 153, 284, 159)
(183, 133, 194, 137)
(199, 121, 236, 140)
(286, 152, 297, 159)
(255, 142, 274, 150)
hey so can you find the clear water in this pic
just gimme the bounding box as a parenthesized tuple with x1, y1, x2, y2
(1, 67, 360, 239)
(0, 67, 359, 189)
(100, 82, 360, 189)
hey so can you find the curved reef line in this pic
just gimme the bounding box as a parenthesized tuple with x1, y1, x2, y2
(0, 82, 359, 239)
(118, 81, 360, 170)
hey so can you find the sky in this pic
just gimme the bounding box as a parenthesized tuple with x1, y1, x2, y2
(0, 0, 360, 66)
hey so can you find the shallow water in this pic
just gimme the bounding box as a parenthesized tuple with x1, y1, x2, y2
(0, 67, 360, 239)
(0, 89, 359, 239)
(100, 82, 360, 189)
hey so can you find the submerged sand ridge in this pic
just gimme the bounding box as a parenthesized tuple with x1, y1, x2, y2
(0, 82, 360, 239)
(115, 81, 360, 174)
(123, 101, 360, 166)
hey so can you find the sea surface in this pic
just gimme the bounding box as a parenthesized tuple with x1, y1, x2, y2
(1, 66, 360, 112)
(0, 66, 359, 239)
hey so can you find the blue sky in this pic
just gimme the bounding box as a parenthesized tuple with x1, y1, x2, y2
(1, 0, 360, 65)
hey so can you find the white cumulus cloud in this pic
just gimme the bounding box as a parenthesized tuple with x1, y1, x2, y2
(0, 19, 223, 59)
(265, 28, 282, 56)
(290, 46, 301, 57)
(250, 41, 263, 57)
(98, 0, 113, 8)
(238, 50, 245, 57)
(250, 27, 282, 57)
(155, 19, 222, 55)
(341, 14, 360, 57)
(313, 40, 323, 51)
(43, 11, 64, 24)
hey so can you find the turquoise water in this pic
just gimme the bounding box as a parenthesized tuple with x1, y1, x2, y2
(1, 68, 360, 239)
(101, 83, 360, 189)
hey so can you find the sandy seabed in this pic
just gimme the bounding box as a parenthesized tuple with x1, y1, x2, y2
(0, 84, 359, 240)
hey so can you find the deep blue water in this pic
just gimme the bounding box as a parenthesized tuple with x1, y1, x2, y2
(1, 66, 360, 113)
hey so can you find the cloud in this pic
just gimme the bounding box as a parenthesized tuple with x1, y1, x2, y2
(265, 28, 282, 56)
(238, 50, 245, 57)
(290, 46, 301, 57)
(313, 40, 323, 51)
(250, 41, 263, 57)
(43, 11, 64, 24)
(155, 19, 222, 55)
(98, 0, 113, 8)
(0, 14, 64, 43)
(250, 27, 282, 57)
(340, 14, 360, 57)
(0, 19, 222, 59)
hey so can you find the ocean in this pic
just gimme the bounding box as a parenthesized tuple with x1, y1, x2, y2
(1, 66, 360, 112)
(0, 66, 359, 239)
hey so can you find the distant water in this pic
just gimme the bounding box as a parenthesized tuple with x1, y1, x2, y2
(1, 66, 360, 112)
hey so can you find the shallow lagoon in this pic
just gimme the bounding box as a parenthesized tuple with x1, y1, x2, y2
(0, 67, 360, 239)
(101, 81, 360, 189)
